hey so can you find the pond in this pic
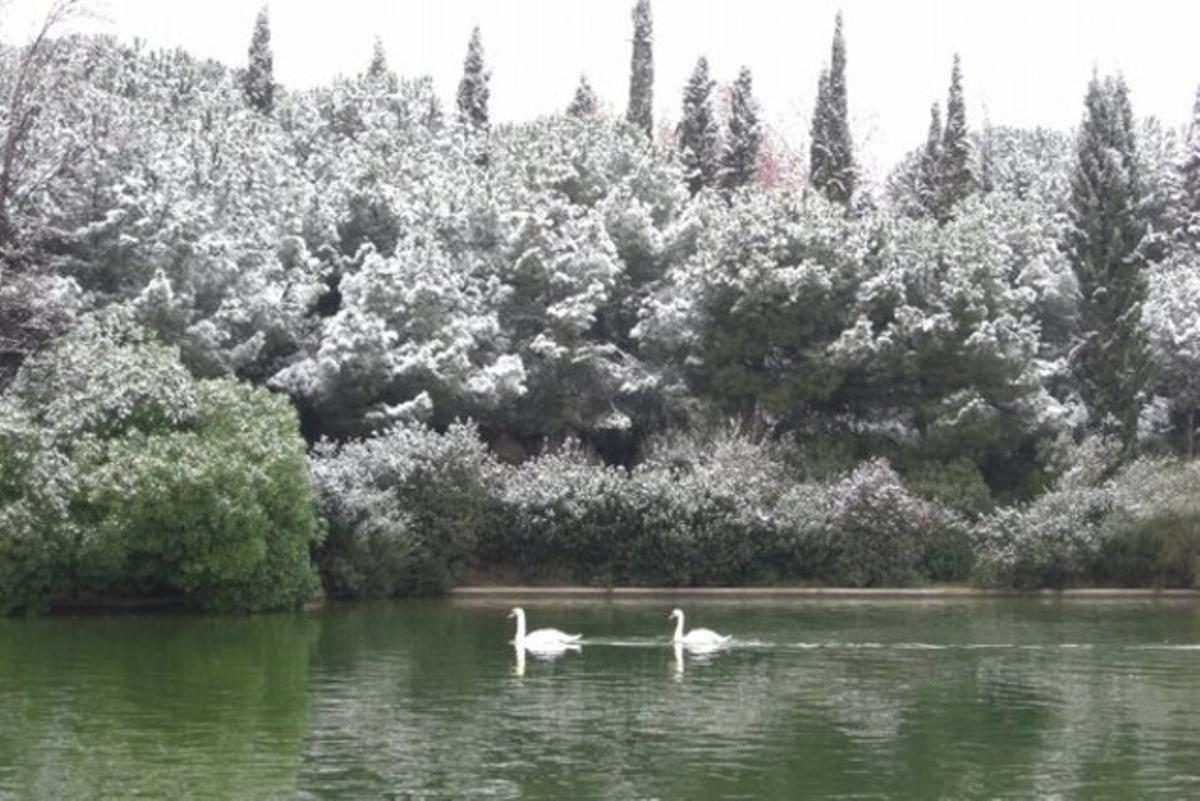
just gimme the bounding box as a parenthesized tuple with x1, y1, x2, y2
(2, 598, 1200, 799)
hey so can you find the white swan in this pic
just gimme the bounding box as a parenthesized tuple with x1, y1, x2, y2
(509, 607, 583, 650)
(669, 608, 731, 650)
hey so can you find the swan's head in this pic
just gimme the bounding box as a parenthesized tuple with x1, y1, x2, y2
(508, 607, 524, 619)
(668, 608, 683, 620)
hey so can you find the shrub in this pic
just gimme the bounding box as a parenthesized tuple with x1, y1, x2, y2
(308, 421, 499, 596)
(820, 459, 965, 587)
(972, 453, 1200, 589)
(0, 317, 322, 613)
(75, 381, 323, 612)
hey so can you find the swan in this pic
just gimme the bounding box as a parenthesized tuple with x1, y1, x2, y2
(509, 607, 583, 650)
(669, 608, 731, 650)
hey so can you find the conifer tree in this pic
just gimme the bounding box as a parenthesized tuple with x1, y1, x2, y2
(810, 12, 854, 205)
(626, 0, 654, 138)
(1181, 85, 1200, 242)
(1068, 73, 1150, 449)
(244, 6, 275, 114)
(917, 102, 943, 217)
(937, 54, 974, 220)
(810, 69, 832, 195)
(720, 66, 761, 191)
(568, 75, 598, 117)
(368, 37, 388, 80)
(677, 56, 718, 195)
(456, 26, 490, 133)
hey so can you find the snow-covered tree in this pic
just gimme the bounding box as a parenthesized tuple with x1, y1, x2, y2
(368, 38, 388, 79)
(1068, 73, 1149, 450)
(809, 12, 854, 205)
(677, 56, 718, 195)
(1145, 255, 1200, 456)
(1182, 85, 1200, 243)
(937, 55, 974, 220)
(244, 6, 274, 114)
(567, 74, 598, 117)
(626, 0, 654, 138)
(456, 26, 489, 133)
(919, 102, 943, 216)
(720, 66, 761, 192)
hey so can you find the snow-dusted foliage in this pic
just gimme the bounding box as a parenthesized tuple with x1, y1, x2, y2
(977, 447, 1200, 588)
(9, 29, 1200, 601)
(809, 12, 855, 206)
(625, 0, 654, 138)
(309, 422, 499, 596)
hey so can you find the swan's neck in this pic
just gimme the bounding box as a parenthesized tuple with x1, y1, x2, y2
(673, 613, 684, 642)
(514, 611, 526, 642)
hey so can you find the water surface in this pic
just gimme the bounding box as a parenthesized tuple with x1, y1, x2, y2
(2, 599, 1200, 799)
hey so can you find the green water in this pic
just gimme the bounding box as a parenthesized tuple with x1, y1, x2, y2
(2, 599, 1200, 799)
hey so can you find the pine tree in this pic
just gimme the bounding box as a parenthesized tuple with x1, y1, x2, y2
(368, 38, 388, 80)
(244, 6, 274, 114)
(1068, 73, 1150, 450)
(917, 102, 942, 217)
(720, 66, 761, 191)
(456, 26, 490, 133)
(937, 54, 974, 220)
(677, 56, 718, 195)
(568, 74, 598, 117)
(626, 0, 654, 138)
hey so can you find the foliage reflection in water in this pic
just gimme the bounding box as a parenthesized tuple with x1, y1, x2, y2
(2, 599, 1200, 799)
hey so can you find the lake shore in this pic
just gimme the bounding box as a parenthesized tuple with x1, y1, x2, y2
(451, 586, 1200, 599)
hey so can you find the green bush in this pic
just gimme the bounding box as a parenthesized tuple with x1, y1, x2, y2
(308, 422, 499, 597)
(974, 454, 1200, 589)
(0, 317, 323, 614)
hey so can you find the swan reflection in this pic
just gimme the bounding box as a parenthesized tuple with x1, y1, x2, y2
(513, 642, 580, 676)
(672, 638, 727, 680)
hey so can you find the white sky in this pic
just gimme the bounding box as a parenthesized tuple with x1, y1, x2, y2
(5, 0, 1200, 176)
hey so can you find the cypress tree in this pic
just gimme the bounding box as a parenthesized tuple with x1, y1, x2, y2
(810, 12, 855, 205)
(568, 74, 598, 117)
(1181, 85, 1200, 241)
(809, 69, 832, 196)
(626, 0, 654, 138)
(244, 6, 274, 114)
(1068, 73, 1150, 449)
(917, 102, 942, 217)
(937, 54, 974, 219)
(368, 37, 388, 80)
(456, 26, 490, 133)
(677, 56, 718, 195)
(720, 66, 761, 191)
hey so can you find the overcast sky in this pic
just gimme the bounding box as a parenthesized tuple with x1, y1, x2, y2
(5, 0, 1200, 176)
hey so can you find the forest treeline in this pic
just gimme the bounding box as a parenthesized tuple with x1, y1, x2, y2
(3, 1, 1200, 612)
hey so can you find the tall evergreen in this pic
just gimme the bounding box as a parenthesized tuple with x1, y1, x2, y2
(568, 74, 598, 117)
(720, 66, 761, 191)
(1181, 85, 1200, 241)
(937, 54, 974, 219)
(809, 69, 832, 197)
(809, 13, 854, 205)
(1068, 73, 1149, 449)
(917, 102, 942, 217)
(456, 26, 490, 133)
(244, 6, 274, 114)
(368, 37, 388, 80)
(677, 56, 718, 195)
(626, 0, 654, 138)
